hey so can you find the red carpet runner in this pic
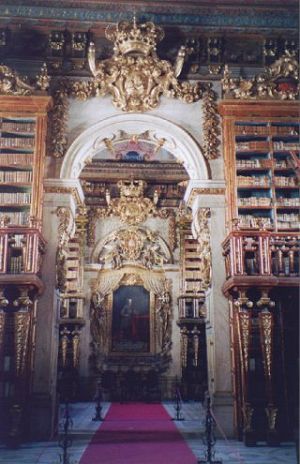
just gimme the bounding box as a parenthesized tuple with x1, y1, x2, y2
(79, 403, 197, 464)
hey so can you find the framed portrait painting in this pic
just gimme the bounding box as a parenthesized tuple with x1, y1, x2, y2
(111, 285, 152, 353)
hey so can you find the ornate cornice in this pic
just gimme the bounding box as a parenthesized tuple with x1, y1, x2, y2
(0, 5, 297, 30)
(186, 186, 226, 208)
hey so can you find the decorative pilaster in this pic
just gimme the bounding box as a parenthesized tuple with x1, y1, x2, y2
(192, 325, 200, 367)
(234, 292, 254, 444)
(180, 326, 189, 369)
(257, 290, 278, 445)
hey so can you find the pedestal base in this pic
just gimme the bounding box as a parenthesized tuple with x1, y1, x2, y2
(212, 392, 234, 438)
(266, 430, 280, 447)
(243, 430, 257, 447)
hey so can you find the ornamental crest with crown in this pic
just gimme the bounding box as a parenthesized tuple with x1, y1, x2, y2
(106, 17, 165, 57)
(88, 16, 203, 112)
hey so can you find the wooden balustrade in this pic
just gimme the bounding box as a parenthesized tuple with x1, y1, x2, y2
(223, 230, 299, 291)
(0, 227, 46, 276)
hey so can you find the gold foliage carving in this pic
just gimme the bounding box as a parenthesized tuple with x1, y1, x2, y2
(180, 326, 189, 368)
(202, 84, 220, 160)
(238, 310, 252, 374)
(49, 80, 95, 158)
(222, 52, 299, 100)
(265, 405, 278, 431)
(48, 88, 69, 158)
(0, 63, 50, 96)
(0, 65, 34, 96)
(258, 310, 273, 380)
(87, 18, 204, 112)
(60, 326, 70, 368)
(56, 207, 74, 247)
(36, 63, 50, 91)
(14, 311, 31, 376)
(243, 403, 254, 432)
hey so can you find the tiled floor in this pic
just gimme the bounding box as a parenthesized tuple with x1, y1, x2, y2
(0, 402, 297, 464)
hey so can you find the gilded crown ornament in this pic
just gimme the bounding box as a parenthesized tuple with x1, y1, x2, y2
(105, 16, 165, 57)
(88, 17, 203, 112)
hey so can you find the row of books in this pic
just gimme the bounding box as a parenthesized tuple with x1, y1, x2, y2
(277, 213, 300, 222)
(273, 141, 300, 151)
(235, 125, 268, 135)
(236, 141, 269, 151)
(237, 175, 270, 186)
(0, 118, 36, 132)
(238, 197, 272, 206)
(235, 125, 298, 136)
(238, 215, 273, 228)
(276, 197, 300, 206)
(0, 192, 31, 204)
(0, 137, 35, 148)
(0, 120, 36, 133)
(9, 255, 23, 273)
(0, 170, 32, 183)
(275, 160, 288, 168)
(277, 222, 299, 229)
(274, 176, 297, 186)
(0, 154, 34, 165)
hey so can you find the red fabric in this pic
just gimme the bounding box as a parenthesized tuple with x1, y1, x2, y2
(79, 403, 197, 464)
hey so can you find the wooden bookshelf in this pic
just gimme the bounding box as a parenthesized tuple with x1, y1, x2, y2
(0, 96, 51, 229)
(219, 100, 299, 232)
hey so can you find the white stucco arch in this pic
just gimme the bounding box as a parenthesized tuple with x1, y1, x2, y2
(60, 113, 209, 181)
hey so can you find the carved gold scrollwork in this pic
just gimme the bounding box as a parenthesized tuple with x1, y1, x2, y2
(104, 180, 157, 225)
(258, 310, 273, 380)
(87, 208, 97, 247)
(48, 88, 69, 158)
(155, 280, 172, 356)
(237, 310, 252, 375)
(0, 65, 34, 96)
(265, 404, 278, 431)
(56, 207, 74, 247)
(222, 52, 299, 100)
(191, 325, 200, 367)
(71, 327, 81, 368)
(60, 326, 70, 368)
(14, 311, 31, 376)
(202, 84, 220, 160)
(36, 63, 50, 91)
(243, 403, 254, 432)
(75, 205, 88, 248)
(180, 326, 189, 368)
(87, 19, 203, 113)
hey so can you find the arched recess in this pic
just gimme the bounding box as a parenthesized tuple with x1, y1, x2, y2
(60, 113, 209, 181)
